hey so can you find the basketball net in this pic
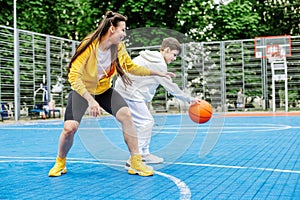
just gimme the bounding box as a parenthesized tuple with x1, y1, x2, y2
(266, 44, 284, 63)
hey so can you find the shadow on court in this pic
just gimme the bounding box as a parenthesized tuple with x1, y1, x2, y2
(0, 114, 299, 199)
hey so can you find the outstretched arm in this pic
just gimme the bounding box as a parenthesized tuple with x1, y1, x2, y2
(119, 42, 176, 78)
(155, 75, 199, 103)
(149, 70, 176, 79)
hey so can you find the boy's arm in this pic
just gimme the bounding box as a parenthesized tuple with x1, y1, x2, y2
(154, 76, 196, 103)
(119, 42, 173, 78)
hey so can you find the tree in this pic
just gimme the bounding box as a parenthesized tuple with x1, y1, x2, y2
(0, 0, 13, 27)
(175, 0, 261, 41)
(118, 0, 182, 29)
(251, 0, 300, 36)
(1, 0, 299, 42)
(212, 1, 261, 40)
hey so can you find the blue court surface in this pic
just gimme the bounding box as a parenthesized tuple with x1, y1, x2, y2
(0, 113, 299, 200)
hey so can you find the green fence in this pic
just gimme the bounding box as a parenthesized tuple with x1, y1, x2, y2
(1, 25, 300, 121)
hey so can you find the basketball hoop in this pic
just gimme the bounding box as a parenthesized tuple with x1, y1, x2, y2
(266, 44, 283, 63)
(266, 44, 280, 57)
(254, 35, 292, 59)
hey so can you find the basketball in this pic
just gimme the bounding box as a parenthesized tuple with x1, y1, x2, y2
(188, 100, 213, 124)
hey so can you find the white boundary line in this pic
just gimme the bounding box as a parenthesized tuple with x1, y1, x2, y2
(155, 171, 191, 200)
(0, 123, 292, 134)
(2, 155, 300, 200)
(1, 156, 299, 174)
(167, 162, 300, 174)
(0, 156, 191, 200)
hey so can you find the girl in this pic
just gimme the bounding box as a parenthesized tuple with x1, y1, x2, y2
(48, 11, 174, 177)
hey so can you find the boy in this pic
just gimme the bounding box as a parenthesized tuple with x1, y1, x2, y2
(114, 37, 196, 166)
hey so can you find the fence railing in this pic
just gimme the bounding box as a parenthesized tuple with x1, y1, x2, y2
(128, 38, 300, 113)
(1, 25, 300, 121)
(0, 25, 78, 120)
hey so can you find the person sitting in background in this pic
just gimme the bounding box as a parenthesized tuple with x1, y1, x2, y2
(236, 88, 245, 110)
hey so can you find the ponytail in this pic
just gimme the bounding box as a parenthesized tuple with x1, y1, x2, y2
(68, 11, 132, 86)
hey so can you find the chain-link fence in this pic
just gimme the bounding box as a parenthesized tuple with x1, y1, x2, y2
(128, 38, 300, 114)
(0, 25, 77, 120)
(1, 25, 300, 121)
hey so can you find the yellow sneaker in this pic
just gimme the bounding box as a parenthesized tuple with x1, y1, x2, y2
(128, 155, 154, 176)
(48, 157, 67, 177)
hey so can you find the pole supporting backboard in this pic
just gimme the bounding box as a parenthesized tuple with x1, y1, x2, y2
(270, 58, 288, 112)
(254, 35, 291, 112)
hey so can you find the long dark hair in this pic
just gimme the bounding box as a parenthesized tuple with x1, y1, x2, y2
(68, 11, 132, 85)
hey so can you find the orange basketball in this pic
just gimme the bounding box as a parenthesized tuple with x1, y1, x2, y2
(188, 100, 213, 124)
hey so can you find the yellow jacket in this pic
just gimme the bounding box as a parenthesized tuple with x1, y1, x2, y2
(68, 41, 151, 96)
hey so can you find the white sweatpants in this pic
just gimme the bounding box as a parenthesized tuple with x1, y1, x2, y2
(125, 100, 154, 155)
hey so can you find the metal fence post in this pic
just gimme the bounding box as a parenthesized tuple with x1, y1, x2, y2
(220, 41, 226, 112)
(14, 28, 20, 121)
(46, 36, 51, 103)
(181, 43, 187, 90)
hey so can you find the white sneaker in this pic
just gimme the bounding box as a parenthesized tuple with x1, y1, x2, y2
(142, 154, 164, 164)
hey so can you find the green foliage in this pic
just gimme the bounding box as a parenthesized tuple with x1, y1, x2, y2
(0, 0, 14, 26)
(1, 0, 299, 41)
(1, 0, 300, 111)
(176, 0, 300, 41)
(176, 0, 262, 41)
(118, 0, 182, 29)
(213, 1, 261, 40)
(252, 0, 300, 36)
(175, 0, 211, 41)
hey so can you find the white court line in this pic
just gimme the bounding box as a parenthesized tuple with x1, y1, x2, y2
(155, 171, 191, 200)
(0, 124, 292, 133)
(1, 156, 299, 200)
(1, 156, 300, 175)
(0, 156, 191, 200)
(168, 162, 300, 174)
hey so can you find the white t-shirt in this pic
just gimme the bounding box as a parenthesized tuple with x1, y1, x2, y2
(97, 48, 111, 80)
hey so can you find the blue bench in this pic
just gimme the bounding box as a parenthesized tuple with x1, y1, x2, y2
(0, 110, 3, 121)
(0, 110, 9, 122)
